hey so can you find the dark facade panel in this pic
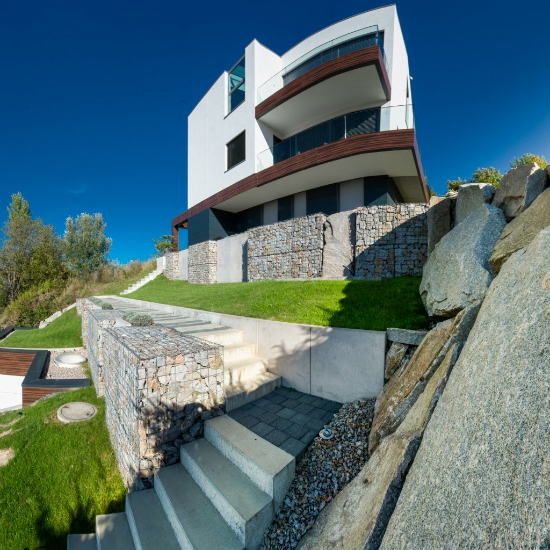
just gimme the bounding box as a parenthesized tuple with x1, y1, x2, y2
(188, 209, 236, 246)
(364, 175, 402, 206)
(307, 183, 339, 216)
(278, 195, 293, 222)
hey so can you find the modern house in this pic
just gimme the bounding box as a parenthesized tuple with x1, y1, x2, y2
(172, 4, 427, 251)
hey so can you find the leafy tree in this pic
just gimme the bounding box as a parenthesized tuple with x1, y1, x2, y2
(471, 167, 502, 188)
(0, 193, 66, 303)
(153, 234, 175, 257)
(446, 177, 467, 193)
(63, 213, 112, 274)
(510, 153, 547, 170)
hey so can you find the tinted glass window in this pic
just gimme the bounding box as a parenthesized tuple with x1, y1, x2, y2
(228, 56, 245, 113)
(278, 195, 293, 222)
(227, 131, 245, 170)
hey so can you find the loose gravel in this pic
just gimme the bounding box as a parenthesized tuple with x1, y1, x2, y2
(260, 398, 376, 549)
(43, 349, 88, 380)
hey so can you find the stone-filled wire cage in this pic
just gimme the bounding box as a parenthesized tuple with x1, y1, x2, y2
(101, 325, 224, 490)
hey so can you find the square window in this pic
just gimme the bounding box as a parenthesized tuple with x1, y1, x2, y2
(227, 131, 245, 170)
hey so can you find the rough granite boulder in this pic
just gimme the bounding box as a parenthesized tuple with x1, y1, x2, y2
(299, 344, 461, 550)
(380, 227, 550, 550)
(490, 186, 550, 272)
(455, 183, 495, 225)
(491, 162, 548, 220)
(420, 204, 506, 318)
(386, 328, 427, 346)
(322, 211, 354, 277)
(369, 306, 479, 454)
(427, 195, 452, 254)
(385, 342, 408, 380)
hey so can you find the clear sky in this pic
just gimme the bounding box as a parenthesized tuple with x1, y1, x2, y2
(1, 0, 549, 262)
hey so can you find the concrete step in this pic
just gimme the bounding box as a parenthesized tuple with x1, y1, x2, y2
(180, 438, 272, 548)
(126, 489, 180, 550)
(96, 512, 135, 550)
(205, 416, 295, 510)
(67, 534, 96, 550)
(224, 357, 267, 385)
(155, 463, 244, 550)
(191, 327, 244, 345)
(223, 342, 256, 363)
(225, 371, 282, 412)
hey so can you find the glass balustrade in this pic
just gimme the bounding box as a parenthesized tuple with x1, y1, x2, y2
(257, 25, 386, 104)
(257, 104, 414, 171)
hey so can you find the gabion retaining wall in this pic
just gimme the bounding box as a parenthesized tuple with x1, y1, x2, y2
(188, 241, 217, 284)
(87, 309, 126, 397)
(79, 299, 100, 346)
(163, 251, 180, 281)
(247, 214, 326, 281)
(355, 204, 429, 279)
(101, 325, 224, 490)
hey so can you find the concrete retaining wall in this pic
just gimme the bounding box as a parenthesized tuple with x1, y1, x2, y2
(217, 233, 248, 283)
(112, 297, 386, 402)
(179, 249, 188, 280)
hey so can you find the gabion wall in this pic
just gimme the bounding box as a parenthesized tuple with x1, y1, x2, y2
(355, 204, 429, 279)
(163, 251, 180, 281)
(86, 308, 125, 397)
(79, 299, 100, 346)
(247, 214, 326, 281)
(101, 325, 224, 490)
(188, 241, 217, 284)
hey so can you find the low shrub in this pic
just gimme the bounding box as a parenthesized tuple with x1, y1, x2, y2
(89, 297, 113, 310)
(510, 153, 547, 170)
(122, 312, 154, 326)
(470, 167, 502, 187)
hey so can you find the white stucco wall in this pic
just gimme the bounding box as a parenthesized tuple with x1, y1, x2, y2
(0, 374, 23, 412)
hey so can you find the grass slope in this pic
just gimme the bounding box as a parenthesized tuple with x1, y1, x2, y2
(128, 275, 429, 331)
(0, 388, 125, 550)
(0, 308, 82, 348)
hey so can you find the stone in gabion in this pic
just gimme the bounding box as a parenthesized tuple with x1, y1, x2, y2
(188, 241, 217, 284)
(164, 251, 180, 281)
(101, 325, 224, 490)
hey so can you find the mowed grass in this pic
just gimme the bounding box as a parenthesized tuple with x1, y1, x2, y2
(0, 387, 125, 550)
(128, 275, 429, 331)
(0, 308, 82, 349)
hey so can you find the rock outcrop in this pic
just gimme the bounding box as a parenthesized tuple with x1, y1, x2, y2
(369, 306, 479, 454)
(386, 328, 427, 346)
(384, 342, 408, 380)
(491, 162, 548, 220)
(322, 211, 354, 277)
(419, 204, 506, 318)
(426, 196, 452, 254)
(489, 186, 550, 272)
(299, 344, 461, 550)
(455, 183, 495, 225)
(380, 227, 550, 550)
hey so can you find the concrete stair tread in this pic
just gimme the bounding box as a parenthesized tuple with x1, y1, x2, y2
(96, 512, 135, 550)
(225, 356, 266, 371)
(155, 463, 244, 550)
(181, 438, 272, 522)
(225, 371, 280, 398)
(67, 534, 96, 550)
(126, 489, 180, 550)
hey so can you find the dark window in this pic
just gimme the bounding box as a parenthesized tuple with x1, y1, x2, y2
(235, 205, 262, 233)
(228, 56, 245, 113)
(227, 131, 245, 170)
(307, 184, 338, 216)
(278, 195, 293, 222)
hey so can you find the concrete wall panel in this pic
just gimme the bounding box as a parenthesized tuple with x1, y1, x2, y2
(217, 233, 248, 283)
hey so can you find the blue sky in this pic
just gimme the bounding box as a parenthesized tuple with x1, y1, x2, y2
(1, 0, 549, 262)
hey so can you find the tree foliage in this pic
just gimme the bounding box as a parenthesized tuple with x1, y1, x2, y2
(510, 153, 547, 170)
(64, 213, 112, 274)
(153, 234, 175, 257)
(470, 167, 502, 187)
(446, 177, 468, 193)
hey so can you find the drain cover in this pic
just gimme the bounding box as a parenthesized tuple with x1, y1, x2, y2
(57, 402, 98, 423)
(319, 428, 334, 440)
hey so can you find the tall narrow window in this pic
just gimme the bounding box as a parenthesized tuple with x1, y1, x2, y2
(228, 56, 245, 113)
(227, 131, 245, 170)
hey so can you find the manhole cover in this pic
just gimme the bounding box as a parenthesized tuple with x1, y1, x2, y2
(57, 402, 97, 423)
(54, 353, 86, 368)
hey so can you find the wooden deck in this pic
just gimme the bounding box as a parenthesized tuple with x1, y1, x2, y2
(0, 350, 37, 376)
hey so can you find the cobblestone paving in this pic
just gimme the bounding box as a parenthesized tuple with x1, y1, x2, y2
(228, 387, 342, 459)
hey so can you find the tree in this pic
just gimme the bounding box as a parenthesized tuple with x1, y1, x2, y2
(0, 193, 66, 303)
(510, 153, 547, 170)
(63, 213, 112, 274)
(153, 234, 175, 257)
(446, 177, 467, 193)
(471, 167, 502, 188)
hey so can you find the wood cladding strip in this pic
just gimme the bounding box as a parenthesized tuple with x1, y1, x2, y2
(255, 46, 391, 119)
(173, 129, 425, 229)
(22, 387, 76, 408)
(0, 351, 37, 376)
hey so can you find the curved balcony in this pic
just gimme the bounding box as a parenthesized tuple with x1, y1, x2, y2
(256, 26, 390, 137)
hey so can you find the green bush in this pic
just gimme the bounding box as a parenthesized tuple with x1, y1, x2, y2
(446, 177, 467, 193)
(89, 297, 113, 310)
(510, 153, 547, 170)
(470, 167, 502, 188)
(122, 312, 154, 326)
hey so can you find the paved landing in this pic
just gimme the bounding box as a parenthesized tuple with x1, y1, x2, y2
(228, 387, 342, 459)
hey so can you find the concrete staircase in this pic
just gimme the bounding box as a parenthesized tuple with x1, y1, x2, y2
(67, 416, 295, 550)
(121, 267, 163, 295)
(103, 297, 282, 411)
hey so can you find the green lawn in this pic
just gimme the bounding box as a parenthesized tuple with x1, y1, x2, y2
(128, 275, 429, 331)
(0, 308, 82, 348)
(0, 388, 125, 550)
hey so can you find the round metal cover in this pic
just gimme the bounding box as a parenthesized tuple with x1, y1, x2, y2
(57, 402, 98, 423)
(319, 428, 334, 440)
(54, 352, 86, 369)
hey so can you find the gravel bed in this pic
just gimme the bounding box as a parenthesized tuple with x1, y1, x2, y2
(42, 349, 88, 380)
(260, 398, 376, 549)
